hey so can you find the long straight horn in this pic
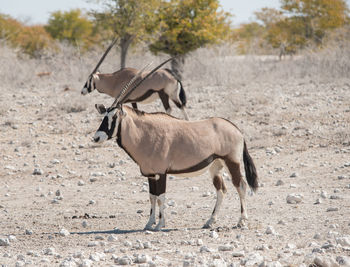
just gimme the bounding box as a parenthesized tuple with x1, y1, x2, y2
(110, 62, 153, 109)
(91, 37, 119, 74)
(118, 57, 174, 105)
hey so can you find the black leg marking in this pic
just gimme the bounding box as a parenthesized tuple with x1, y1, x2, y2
(132, 103, 138, 109)
(158, 90, 171, 111)
(148, 175, 167, 196)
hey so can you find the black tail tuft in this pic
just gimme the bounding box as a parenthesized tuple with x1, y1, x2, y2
(178, 81, 186, 106)
(243, 141, 258, 191)
(164, 68, 186, 107)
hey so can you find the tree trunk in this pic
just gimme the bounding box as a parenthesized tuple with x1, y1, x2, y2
(170, 55, 185, 81)
(119, 35, 133, 69)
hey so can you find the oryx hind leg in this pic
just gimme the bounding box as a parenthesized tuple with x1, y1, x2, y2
(224, 158, 248, 227)
(203, 160, 226, 229)
(146, 175, 167, 231)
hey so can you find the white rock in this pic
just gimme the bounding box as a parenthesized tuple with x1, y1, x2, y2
(210, 231, 219, 239)
(43, 247, 55, 255)
(15, 261, 25, 267)
(115, 255, 132, 265)
(167, 200, 176, 207)
(81, 259, 93, 267)
(232, 251, 245, 257)
(143, 241, 152, 249)
(336, 236, 350, 247)
(78, 180, 85, 186)
(286, 193, 303, 204)
(336, 256, 350, 266)
(107, 235, 118, 242)
(59, 228, 70, 236)
(59, 260, 76, 267)
(265, 226, 276, 235)
(0, 238, 10, 246)
(197, 239, 203, 246)
(314, 256, 338, 267)
(200, 246, 212, 253)
(321, 190, 328, 199)
(241, 252, 264, 267)
(218, 244, 233, 251)
(135, 254, 151, 264)
(265, 261, 282, 267)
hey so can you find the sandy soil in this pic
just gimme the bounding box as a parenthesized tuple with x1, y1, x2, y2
(0, 56, 350, 266)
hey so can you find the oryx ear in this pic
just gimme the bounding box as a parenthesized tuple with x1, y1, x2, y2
(92, 73, 100, 81)
(95, 104, 107, 114)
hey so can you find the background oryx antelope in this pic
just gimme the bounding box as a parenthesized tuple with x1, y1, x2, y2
(81, 39, 189, 120)
(93, 59, 258, 231)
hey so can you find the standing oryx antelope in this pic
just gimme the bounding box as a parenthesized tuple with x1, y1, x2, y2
(92, 58, 259, 231)
(81, 39, 189, 120)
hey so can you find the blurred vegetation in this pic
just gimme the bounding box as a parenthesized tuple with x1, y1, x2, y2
(45, 9, 97, 49)
(149, 0, 232, 78)
(0, 13, 53, 57)
(0, 0, 349, 61)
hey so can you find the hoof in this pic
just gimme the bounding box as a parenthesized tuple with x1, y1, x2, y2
(203, 218, 216, 229)
(237, 217, 248, 228)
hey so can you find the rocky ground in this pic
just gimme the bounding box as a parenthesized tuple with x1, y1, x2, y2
(0, 48, 350, 266)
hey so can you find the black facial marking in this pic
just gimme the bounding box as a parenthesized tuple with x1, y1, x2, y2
(97, 113, 117, 139)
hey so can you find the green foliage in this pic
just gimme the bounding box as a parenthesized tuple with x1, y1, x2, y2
(149, 0, 232, 57)
(45, 9, 95, 48)
(0, 13, 53, 57)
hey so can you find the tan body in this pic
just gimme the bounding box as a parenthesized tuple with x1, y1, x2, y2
(83, 68, 189, 119)
(120, 107, 243, 176)
(94, 105, 258, 230)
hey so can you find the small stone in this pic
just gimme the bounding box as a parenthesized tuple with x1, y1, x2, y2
(314, 233, 322, 240)
(107, 235, 118, 242)
(200, 246, 211, 253)
(43, 247, 55, 255)
(134, 254, 151, 264)
(286, 193, 303, 204)
(218, 244, 233, 251)
(25, 229, 33, 235)
(336, 236, 350, 246)
(232, 251, 245, 257)
(87, 241, 98, 247)
(78, 180, 85, 186)
(0, 238, 10, 246)
(81, 259, 93, 267)
(321, 191, 328, 199)
(59, 228, 70, 236)
(290, 172, 298, 178)
(33, 168, 43, 175)
(115, 255, 132, 265)
(210, 231, 219, 239)
(265, 226, 276, 235)
(82, 221, 88, 228)
(326, 207, 339, 212)
(275, 180, 284, 186)
(8, 235, 17, 242)
(315, 198, 322, 204)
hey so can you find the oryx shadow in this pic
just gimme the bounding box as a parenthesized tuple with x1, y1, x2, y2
(70, 227, 190, 235)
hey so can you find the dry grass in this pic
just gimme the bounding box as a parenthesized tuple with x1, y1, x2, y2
(1, 41, 350, 93)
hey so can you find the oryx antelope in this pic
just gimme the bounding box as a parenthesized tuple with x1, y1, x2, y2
(81, 39, 189, 120)
(93, 59, 258, 231)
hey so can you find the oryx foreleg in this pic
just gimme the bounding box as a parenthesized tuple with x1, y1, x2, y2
(146, 174, 167, 231)
(158, 91, 171, 115)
